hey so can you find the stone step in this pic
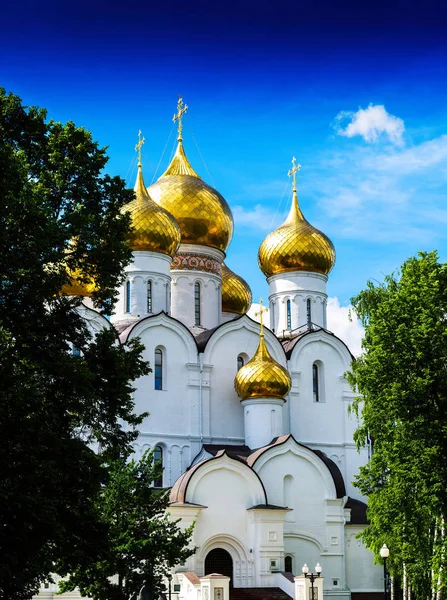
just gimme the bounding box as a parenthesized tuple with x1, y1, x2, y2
(230, 587, 293, 600)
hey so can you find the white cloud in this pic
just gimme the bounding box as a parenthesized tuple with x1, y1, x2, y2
(326, 298, 364, 357)
(232, 204, 278, 231)
(334, 104, 405, 145)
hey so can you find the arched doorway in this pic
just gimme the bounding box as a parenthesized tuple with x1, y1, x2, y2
(204, 548, 233, 585)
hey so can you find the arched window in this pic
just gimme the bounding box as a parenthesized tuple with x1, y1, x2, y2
(285, 556, 293, 574)
(194, 282, 201, 326)
(125, 280, 131, 313)
(286, 299, 292, 329)
(237, 355, 244, 371)
(313, 362, 319, 402)
(147, 280, 152, 313)
(306, 298, 312, 327)
(72, 346, 81, 358)
(154, 348, 163, 390)
(153, 445, 163, 487)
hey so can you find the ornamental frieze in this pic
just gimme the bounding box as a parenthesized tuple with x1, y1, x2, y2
(170, 253, 222, 276)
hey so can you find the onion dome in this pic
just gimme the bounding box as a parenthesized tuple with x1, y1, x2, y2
(123, 138, 181, 256)
(235, 304, 291, 400)
(62, 270, 97, 297)
(147, 96, 233, 252)
(222, 263, 252, 315)
(258, 159, 335, 278)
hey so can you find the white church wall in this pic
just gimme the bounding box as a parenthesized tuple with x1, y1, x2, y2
(183, 456, 266, 587)
(202, 317, 287, 445)
(253, 440, 346, 589)
(288, 333, 352, 447)
(126, 315, 198, 485)
(345, 526, 383, 594)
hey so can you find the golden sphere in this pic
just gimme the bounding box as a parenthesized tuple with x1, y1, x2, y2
(234, 336, 292, 400)
(148, 142, 233, 252)
(258, 192, 335, 277)
(222, 263, 252, 315)
(124, 165, 181, 256)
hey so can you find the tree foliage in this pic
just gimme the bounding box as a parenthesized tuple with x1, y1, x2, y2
(348, 251, 447, 598)
(0, 89, 150, 599)
(58, 450, 195, 600)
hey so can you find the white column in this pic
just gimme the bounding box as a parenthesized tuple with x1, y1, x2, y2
(170, 244, 224, 330)
(242, 398, 285, 449)
(268, 271, 328, 333)
(111, 251, 172, 323)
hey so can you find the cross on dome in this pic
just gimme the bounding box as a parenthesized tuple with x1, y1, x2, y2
(288, 156, 301, 193)
(173, 95, 188, 142)
(254, 298, 268, 338)
(135, 130, 145, 166)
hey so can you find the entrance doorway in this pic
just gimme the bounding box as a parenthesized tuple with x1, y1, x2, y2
(204, 548, 233, 585)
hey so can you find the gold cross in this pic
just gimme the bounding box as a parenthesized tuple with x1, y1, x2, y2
(173, 95, 188, 141)
(254, 298, 269, 337)
(287, 156, 301, 192)
(135, 130, 145, 165)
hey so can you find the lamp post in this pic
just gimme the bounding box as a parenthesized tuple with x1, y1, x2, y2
(302, 563, 322, 600)
(380, 544, 390, 600)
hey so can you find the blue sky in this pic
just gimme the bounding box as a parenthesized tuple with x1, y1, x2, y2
(2, 0, 447, 312)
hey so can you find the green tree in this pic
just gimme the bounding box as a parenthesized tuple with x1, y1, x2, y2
(348, 251, 447, 599)
(0, 89, 150, 599)
(59, 450, 195, 600)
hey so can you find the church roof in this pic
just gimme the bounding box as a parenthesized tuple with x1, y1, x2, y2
(280, 325, 354, 360)
(172, 435, 346, 505)
(345, 497, 369, 524)
(246, 434, 346, 498)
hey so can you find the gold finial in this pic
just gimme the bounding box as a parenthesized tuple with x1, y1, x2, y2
(288, 156, 301, 193)
(135, 130, 145, 166)
(173, 95, 188, 142)
(254, 298, 269, 337)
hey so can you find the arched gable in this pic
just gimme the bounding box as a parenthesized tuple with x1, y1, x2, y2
(248, 434, 344, 500)
(170, 450, 267, 506)
(203, 314, 286, 366)
(79, 302, 114, 336)
(123, 311, 198, 363)
(287, 329, 353, 370)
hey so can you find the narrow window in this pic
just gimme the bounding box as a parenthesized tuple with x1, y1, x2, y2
(147, 280, 152, 313)
(153, 445, 163, 487)
(125, 280, 131, 313)
(194, 282, 201, 326)
(237, 356, 244, 371)
(286, 299, 292, 329)
(313, 363, 319, 402)
(285, 556, 293, 573)
(306, 298, 312, 327)
(154, 348, 163, 390)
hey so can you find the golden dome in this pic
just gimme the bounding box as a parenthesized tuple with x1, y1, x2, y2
(62, 270, 97, 297)
(234, 333, 291, 401)
(222, 263, 252, 314)
(148, 140, 233, 252)
(258, 166, 335, 277)
(123, 162, 181, 256)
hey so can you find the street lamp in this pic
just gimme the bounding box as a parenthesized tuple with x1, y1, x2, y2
(380, 544, 390, 600)
(302, 563, 322, 600)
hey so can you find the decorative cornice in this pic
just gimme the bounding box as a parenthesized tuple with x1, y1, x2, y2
(171, 252, 222, 276)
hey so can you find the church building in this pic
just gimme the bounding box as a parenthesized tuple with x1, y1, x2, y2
(49, 97, 383, 600)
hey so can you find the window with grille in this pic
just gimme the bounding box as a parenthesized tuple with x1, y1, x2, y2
(306, 298, 312, 327)
(194, 282, 201, 326)
(147, 280, 152, 313)
(287, 299, 292, 329)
